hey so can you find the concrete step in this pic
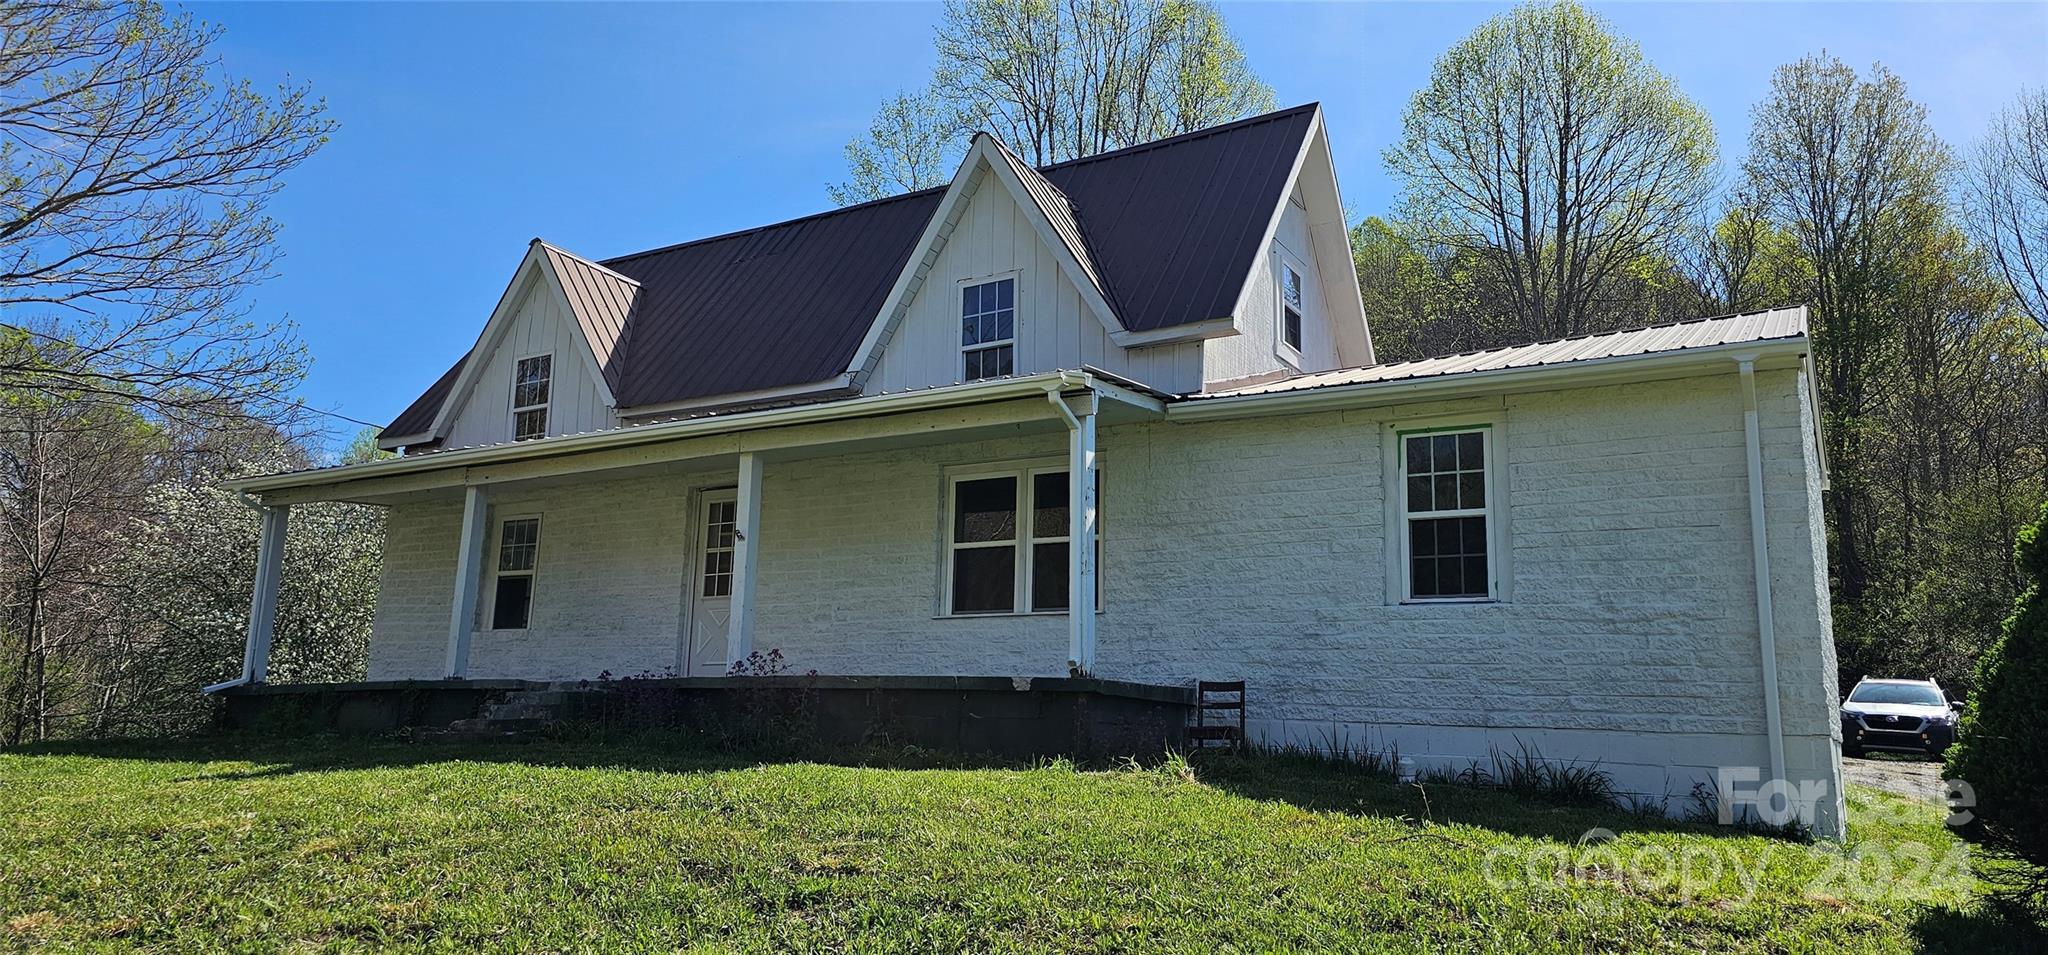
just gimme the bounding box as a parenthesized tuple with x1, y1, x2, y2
(502, 690, 570, 706)
(480, 703, 554, 721)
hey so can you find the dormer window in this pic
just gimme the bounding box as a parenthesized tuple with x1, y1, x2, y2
(512, 354, 551, 441)
(961, 277, 1015, 382)
(1279, 261, 1305, 357)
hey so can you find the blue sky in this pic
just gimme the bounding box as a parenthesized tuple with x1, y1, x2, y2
(191, 1, 2047, 448)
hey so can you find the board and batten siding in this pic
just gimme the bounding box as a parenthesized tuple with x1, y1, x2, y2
(863, 167, 1205, 395)
(1202, 186, 1345, 385)
(364, 366, 1841, 834)
(441, 271, 619, 450)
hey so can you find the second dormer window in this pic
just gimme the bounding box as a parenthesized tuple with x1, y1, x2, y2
(1280, 262, 1304, 356)
(513, 354, 551, 441)
(961, 278, 1015, 382)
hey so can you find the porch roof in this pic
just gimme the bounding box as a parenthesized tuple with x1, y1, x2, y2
(233, 369, 1163, 505)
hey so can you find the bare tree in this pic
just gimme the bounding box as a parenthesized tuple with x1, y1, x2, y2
(1967, 88, 2048, 330)
(1676, 187, 1811, 315)
(834, 0, 1273, 204)
(0, 0, 333, 418)
(1385, 0, 1718, 342)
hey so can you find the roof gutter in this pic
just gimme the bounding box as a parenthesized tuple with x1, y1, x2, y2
(1167, 336, 1811, 423)
(231, 372, 1127, 495)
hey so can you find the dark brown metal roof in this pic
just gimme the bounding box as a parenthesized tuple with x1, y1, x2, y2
(382, 103, 1320, 440)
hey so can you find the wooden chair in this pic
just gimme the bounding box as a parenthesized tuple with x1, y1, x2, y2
(1187, 680, 1246, 751)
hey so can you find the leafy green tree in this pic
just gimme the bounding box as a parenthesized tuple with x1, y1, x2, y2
(1385, 0, 1717, 343)
(833, 0, 1273, 204)
(1349, 216, 1488, 362)
(1946, 503, 2048, 911)
(1679, 191, 1813, 315)
(829, 91, 968, 206)
(1744, 53, 1952, 604)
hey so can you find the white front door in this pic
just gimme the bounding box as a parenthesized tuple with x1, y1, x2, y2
(687, 490, 737, 676)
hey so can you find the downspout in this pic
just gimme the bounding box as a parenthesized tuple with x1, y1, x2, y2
(201, 492, 275, 694)
(1737, 357, 1789, 802)
(1044, 379, 1096, 673)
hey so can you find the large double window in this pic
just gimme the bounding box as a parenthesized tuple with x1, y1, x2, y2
(945, 465, 1096, 615)
(1399, 428, 1494, 600)
(960, 277, 1015, 382)
(512, 354, 552, 441)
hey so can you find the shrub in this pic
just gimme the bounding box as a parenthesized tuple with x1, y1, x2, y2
(1945, 502, 2048, 911)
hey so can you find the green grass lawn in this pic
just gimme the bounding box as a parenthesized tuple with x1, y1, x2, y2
(0, 737, 2036, 953)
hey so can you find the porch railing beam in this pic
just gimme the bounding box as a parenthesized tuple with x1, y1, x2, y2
(727, 451, 764, 670)
(444, 485, 490, 678)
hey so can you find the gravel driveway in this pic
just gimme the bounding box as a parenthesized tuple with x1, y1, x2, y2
(1843, 755, 1946, 803)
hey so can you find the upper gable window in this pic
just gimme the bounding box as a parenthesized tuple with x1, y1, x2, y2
(1279, 261, 1305, 357)
(512, 354, 551, 441)
(961, 278, 1015, 382)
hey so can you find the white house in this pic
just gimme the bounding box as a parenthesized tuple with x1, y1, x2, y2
(221, 104, 1845, 835)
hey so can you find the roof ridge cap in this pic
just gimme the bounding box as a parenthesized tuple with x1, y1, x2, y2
(1033, 102, 1320, 174)
(600, 188, 945, 267)
(535, 238, 644, 288)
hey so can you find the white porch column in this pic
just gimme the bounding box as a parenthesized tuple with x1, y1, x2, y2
(444, 485, 490, 679)
(727, 451, 764, 669)
(242, 504, 290, 684)
(1068, 395, 1099, 674)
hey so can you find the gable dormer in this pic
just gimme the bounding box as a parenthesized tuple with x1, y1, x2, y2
(380, 240, 632, 452)
(850, 105, 1372, 397)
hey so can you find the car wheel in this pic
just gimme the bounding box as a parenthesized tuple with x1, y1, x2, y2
(1844, 744, 1863, 759)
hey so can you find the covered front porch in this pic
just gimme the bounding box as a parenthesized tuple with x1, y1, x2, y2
(216, 371, 1165, 692)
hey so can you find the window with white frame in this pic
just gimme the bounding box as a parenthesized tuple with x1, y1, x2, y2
(1400, 428, 1493, 600)
(960, 278, 1015, 382)
(512, 354, 552, 441)
(491, 517, 541, 629)
(1278, 260, 1305, 356)
(945, 466, 1098, 615)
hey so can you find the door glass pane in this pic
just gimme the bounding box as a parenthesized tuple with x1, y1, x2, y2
(701, 499, 736, 597)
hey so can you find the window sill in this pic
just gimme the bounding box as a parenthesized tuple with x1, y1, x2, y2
(1396, 597, 1501, 606)
(933, 609, 1104, 620)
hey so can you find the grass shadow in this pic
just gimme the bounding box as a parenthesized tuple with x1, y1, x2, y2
(1186, 748, 1734, 844)
(13, 733, 1792, 846)
(1908, 898, 2048, 953)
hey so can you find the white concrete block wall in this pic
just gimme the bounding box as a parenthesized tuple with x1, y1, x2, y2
(367, 474, 692, 681)
(362, 367, 1840, 833)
